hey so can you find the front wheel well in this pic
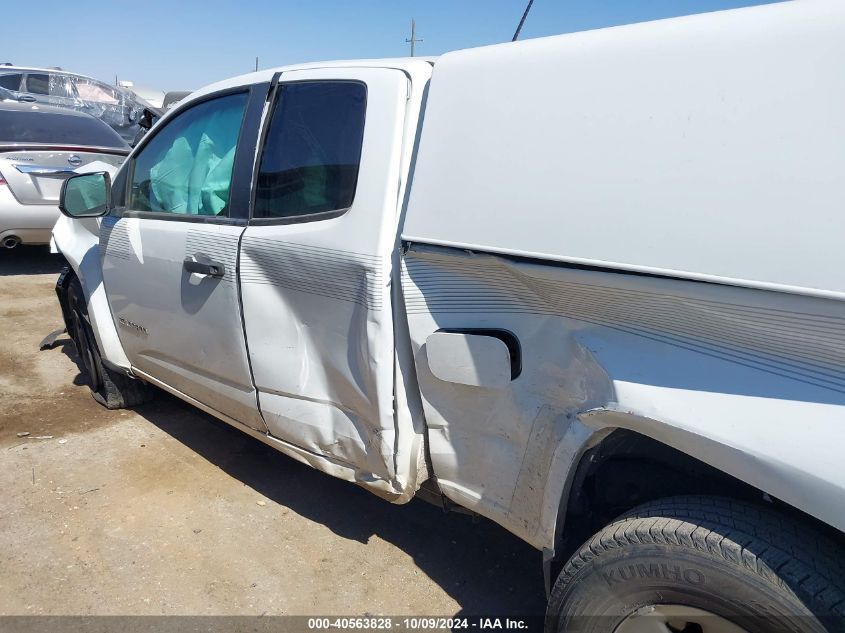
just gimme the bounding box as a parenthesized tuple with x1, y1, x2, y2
(547, 428, 841, 593)
(54, 265, 77, 334)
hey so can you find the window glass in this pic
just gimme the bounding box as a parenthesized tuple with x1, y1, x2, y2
(24, 73, 49, 95)
(254, 81, 366, 219)
(0, 73, 22, 90)
(48, 75, 75, 98)
(20, 73, 75, 98)
(74, 79, 120, 104)
(128, 92, 247, 217)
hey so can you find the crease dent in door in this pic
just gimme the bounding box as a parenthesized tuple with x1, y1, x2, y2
(238, 67, 413, 497)
(240, 237, 396, 483)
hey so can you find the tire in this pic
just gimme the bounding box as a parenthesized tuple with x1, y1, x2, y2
(66, 277, 152, 409)
(547, 495, 845, 633)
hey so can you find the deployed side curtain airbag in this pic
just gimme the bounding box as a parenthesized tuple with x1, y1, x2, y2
(131, 92, 247, 216)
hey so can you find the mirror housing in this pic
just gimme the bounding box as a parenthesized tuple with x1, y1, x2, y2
(138, 108, 154, 130)
(59, 171, 111, 218)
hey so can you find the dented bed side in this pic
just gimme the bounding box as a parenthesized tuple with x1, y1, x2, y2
(401, 245, 845, 549)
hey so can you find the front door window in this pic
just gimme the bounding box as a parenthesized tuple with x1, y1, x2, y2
(128, 92, 248, 217)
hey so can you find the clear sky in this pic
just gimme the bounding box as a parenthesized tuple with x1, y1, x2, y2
(5, 0, 783, 92)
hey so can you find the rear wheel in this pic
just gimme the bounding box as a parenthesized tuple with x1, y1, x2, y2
(547, 496, 845, 633)
(66, 277, 151, 409)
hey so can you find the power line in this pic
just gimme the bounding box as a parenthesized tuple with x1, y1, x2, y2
(512, 0, 535, 41)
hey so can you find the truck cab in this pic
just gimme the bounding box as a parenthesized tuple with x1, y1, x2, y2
(56, 59, 433, 502)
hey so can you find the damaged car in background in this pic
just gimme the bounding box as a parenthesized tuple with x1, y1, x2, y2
(51, 0, 845, 630)
(0, 66, 155, 145)
(0, 102, 129, 248)
(129, 91, 193, 147)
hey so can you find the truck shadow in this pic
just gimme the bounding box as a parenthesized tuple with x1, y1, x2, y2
(0, 246, 66, 276)
(134, 391, 547, 618)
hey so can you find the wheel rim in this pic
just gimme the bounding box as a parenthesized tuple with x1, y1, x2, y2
(613, 605, 751, 633)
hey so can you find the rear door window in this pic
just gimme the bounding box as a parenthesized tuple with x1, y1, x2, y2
(128, 92, 248, 217)
(253, 81, 366, 220)
(23, 73, 75, 98)
(24, 73, 50, 95)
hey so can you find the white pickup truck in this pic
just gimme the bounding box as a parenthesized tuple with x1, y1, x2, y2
(52, 1, 845, 630)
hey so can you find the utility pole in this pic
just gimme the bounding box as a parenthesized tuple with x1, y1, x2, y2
(512, 0, 535, 41)
(405, 19, 423, 57)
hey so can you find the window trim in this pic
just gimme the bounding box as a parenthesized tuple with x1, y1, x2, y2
(117, 210, 249, 225)
(247, 78, 368, 226)
(119, 85, 258, 224)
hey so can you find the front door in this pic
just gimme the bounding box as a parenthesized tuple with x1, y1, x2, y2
(239, 68, 409, 482)
(100, 85, 267, 431)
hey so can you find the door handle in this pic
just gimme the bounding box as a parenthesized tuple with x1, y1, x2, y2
(183, 258, 225, 278)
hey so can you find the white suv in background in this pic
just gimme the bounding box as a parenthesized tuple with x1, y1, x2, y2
(0, 66, 149, 144)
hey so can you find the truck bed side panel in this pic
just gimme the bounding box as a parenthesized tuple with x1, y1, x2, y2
(402, 245, 845, 549)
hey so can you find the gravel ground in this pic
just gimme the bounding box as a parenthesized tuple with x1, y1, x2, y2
(0, 247, 546, 617)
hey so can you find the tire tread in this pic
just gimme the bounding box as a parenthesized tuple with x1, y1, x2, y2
(549, 495, 845, 622)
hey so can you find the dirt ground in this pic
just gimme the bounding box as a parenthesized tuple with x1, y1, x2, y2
(0, 247, 546, 617)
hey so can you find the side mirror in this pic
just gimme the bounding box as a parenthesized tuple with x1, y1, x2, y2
(138, 108, 155, 130)
(59, 171, 111, 218)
